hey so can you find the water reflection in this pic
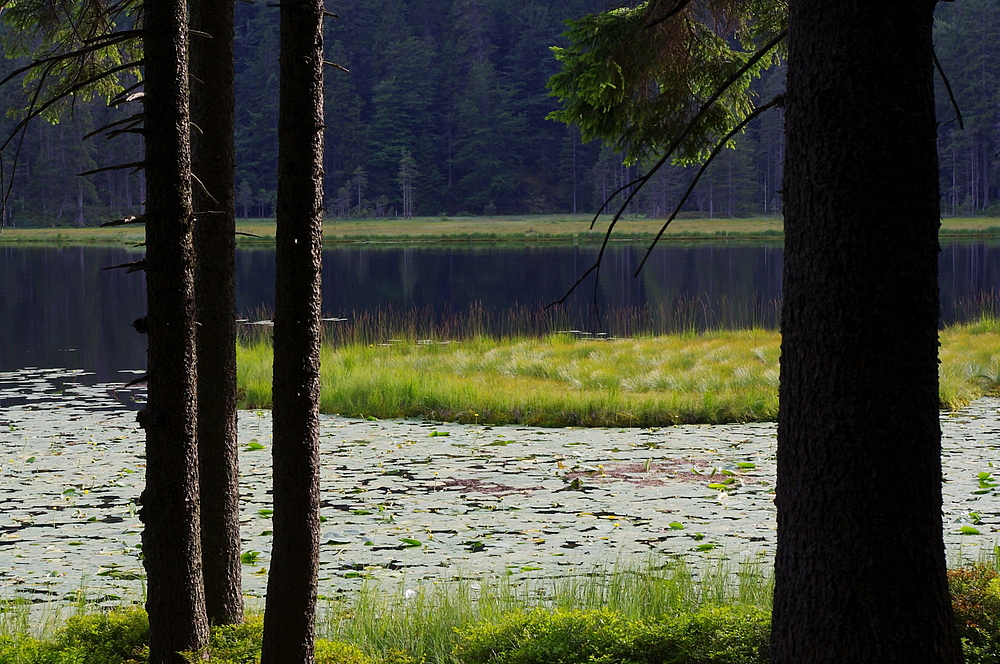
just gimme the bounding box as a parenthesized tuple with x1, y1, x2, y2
(2, 241, 998, 381)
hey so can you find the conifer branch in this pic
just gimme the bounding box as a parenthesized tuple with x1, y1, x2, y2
(101, 259, 147, 273)
(101, 214, 148, 227)
(82, 113, 145, 140)
(109, 81, 144, 106)
(933, 49, 963, 130)
(550, 29, 788, 310)
(646, 0, 692, 28)
(0, 31, 140, 89)
(79, 161, 146, 176)
(1, 59, 144, 152)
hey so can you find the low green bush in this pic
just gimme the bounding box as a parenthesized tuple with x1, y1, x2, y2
(453, 606, 770, 664)
(949, 563, 1000, 662)
(0, 608, 148, 664)
(314, 640, 375, 664)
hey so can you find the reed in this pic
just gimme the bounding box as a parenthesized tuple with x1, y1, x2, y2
(317, 555, 772, 664)
(237, 309, 1000, 425)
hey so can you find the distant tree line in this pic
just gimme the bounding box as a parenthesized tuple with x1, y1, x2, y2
(0, 0, 993, 227)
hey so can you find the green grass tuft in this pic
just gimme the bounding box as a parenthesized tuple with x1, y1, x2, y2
(237, 317, 1000, 426)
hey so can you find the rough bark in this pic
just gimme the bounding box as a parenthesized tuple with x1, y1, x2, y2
(259, 0, 324, 660)
(140, 0, 209, 661)
(772, 2, 962, 662)
(190, 0, 243, 627)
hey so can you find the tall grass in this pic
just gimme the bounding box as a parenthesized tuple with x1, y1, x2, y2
(238, 310, 1000, 424)
(318, 556, 772, 664)
(239, 329, 781, 425)
(940, 314, 1000, 409)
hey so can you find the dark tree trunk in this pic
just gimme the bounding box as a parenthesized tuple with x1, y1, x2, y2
(772, 2, 962, 662)
(140, 0, 209, 661)
(259, 0, 324, 661)
(190, 0, 243, 627)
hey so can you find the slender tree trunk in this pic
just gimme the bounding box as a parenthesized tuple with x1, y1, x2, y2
(772, 2, 962, 662)
(260, 0, 324, 660)
(190, 0, 243, 626)
(140, 0, 209, 661)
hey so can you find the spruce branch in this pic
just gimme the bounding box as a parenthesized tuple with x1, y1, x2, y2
(549, 29, 788, 310)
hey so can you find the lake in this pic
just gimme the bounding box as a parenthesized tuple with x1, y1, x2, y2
(1, 241, 998, 382)
(1, 367, 998, 606)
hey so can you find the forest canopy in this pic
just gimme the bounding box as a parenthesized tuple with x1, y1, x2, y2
(0, 0, 992, 226)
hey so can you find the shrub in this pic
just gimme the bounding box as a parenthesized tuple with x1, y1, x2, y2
(949, 564, 1000, 662)
(56, 608, 149, 664)
(185, 615, 264, 663)
(453, 606, 769, 664)
(315, 639, 374, 664)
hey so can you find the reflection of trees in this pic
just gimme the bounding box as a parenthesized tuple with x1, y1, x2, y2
(0, 246, 147, 378)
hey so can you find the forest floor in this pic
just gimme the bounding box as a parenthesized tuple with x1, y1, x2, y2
(3, 215, 1000, 244)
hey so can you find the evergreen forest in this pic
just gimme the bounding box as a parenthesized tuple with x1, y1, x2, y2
(0, 0, 993, 227)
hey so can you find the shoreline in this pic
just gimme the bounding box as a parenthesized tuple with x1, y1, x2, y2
(2, 216, 999, 245)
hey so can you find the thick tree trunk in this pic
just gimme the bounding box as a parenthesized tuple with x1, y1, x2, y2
(772, 2, 962, 662)
(190, 0, 243, 627)
(259, 0, 324, 661)
(140, 0, 209, 661)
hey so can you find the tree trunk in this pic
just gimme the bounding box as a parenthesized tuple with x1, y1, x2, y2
(259, 0, 324, 661)
(140, 0, 209, 661)
(772, 2, 962, 662)
(190, 0, 243, 627)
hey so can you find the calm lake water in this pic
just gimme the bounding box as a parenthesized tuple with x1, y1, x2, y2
(1, 241, 998, 382)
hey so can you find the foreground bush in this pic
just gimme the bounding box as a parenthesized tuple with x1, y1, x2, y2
(0, 608, 149, 664)
(454, 606, 770, 664)
(949, 563, 1000, 663)
(6, 562, 1000, 663)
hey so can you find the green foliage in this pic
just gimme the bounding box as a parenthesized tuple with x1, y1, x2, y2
(0, 0, 141, 121)
(547, 0, 786, 166)
(949, 564, 1000, 662)
(55, 608, 149, 664)
(0, 607, 150, 664)
(453, 606, 770, 664)
(183, 615, 263, 664)
(314, 640, 375, 664)
(237, 315, 1000, 425)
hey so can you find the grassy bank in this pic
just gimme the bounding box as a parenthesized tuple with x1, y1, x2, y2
(4, 215, 1000, 244)
(4, 556, 1000, 663)
(237, 316, 1000, 426)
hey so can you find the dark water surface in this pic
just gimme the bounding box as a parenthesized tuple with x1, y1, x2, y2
(2, 241, 998, 382)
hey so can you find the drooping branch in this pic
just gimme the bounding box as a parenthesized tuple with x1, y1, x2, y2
(78, 160, 146, 176)
(101, 258, 147, 272)
(82, 112, 145, 139)
(191, 172, 219, 206)
(646, 0, 693, 29)
(634, 95, 784, 276)
(1, 59, 144, 151)
(109, 80, 144, 106)
(101, 214, 148, 227)
(548, 30, 787, 308)
(586, 26, 787, 234)
(0, 30, 141, 89)
(933, 48, 963, 130)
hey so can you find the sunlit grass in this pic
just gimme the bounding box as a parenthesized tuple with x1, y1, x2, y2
(7, 215, 1000, 245)
(238, 317, 1000, 426)
(239, 330, 780, 426)
(317, 556, 772, 664)
(940, 314, 1000, 410)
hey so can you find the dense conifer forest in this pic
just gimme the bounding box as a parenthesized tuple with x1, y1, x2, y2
(0, 0, 992, 227)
